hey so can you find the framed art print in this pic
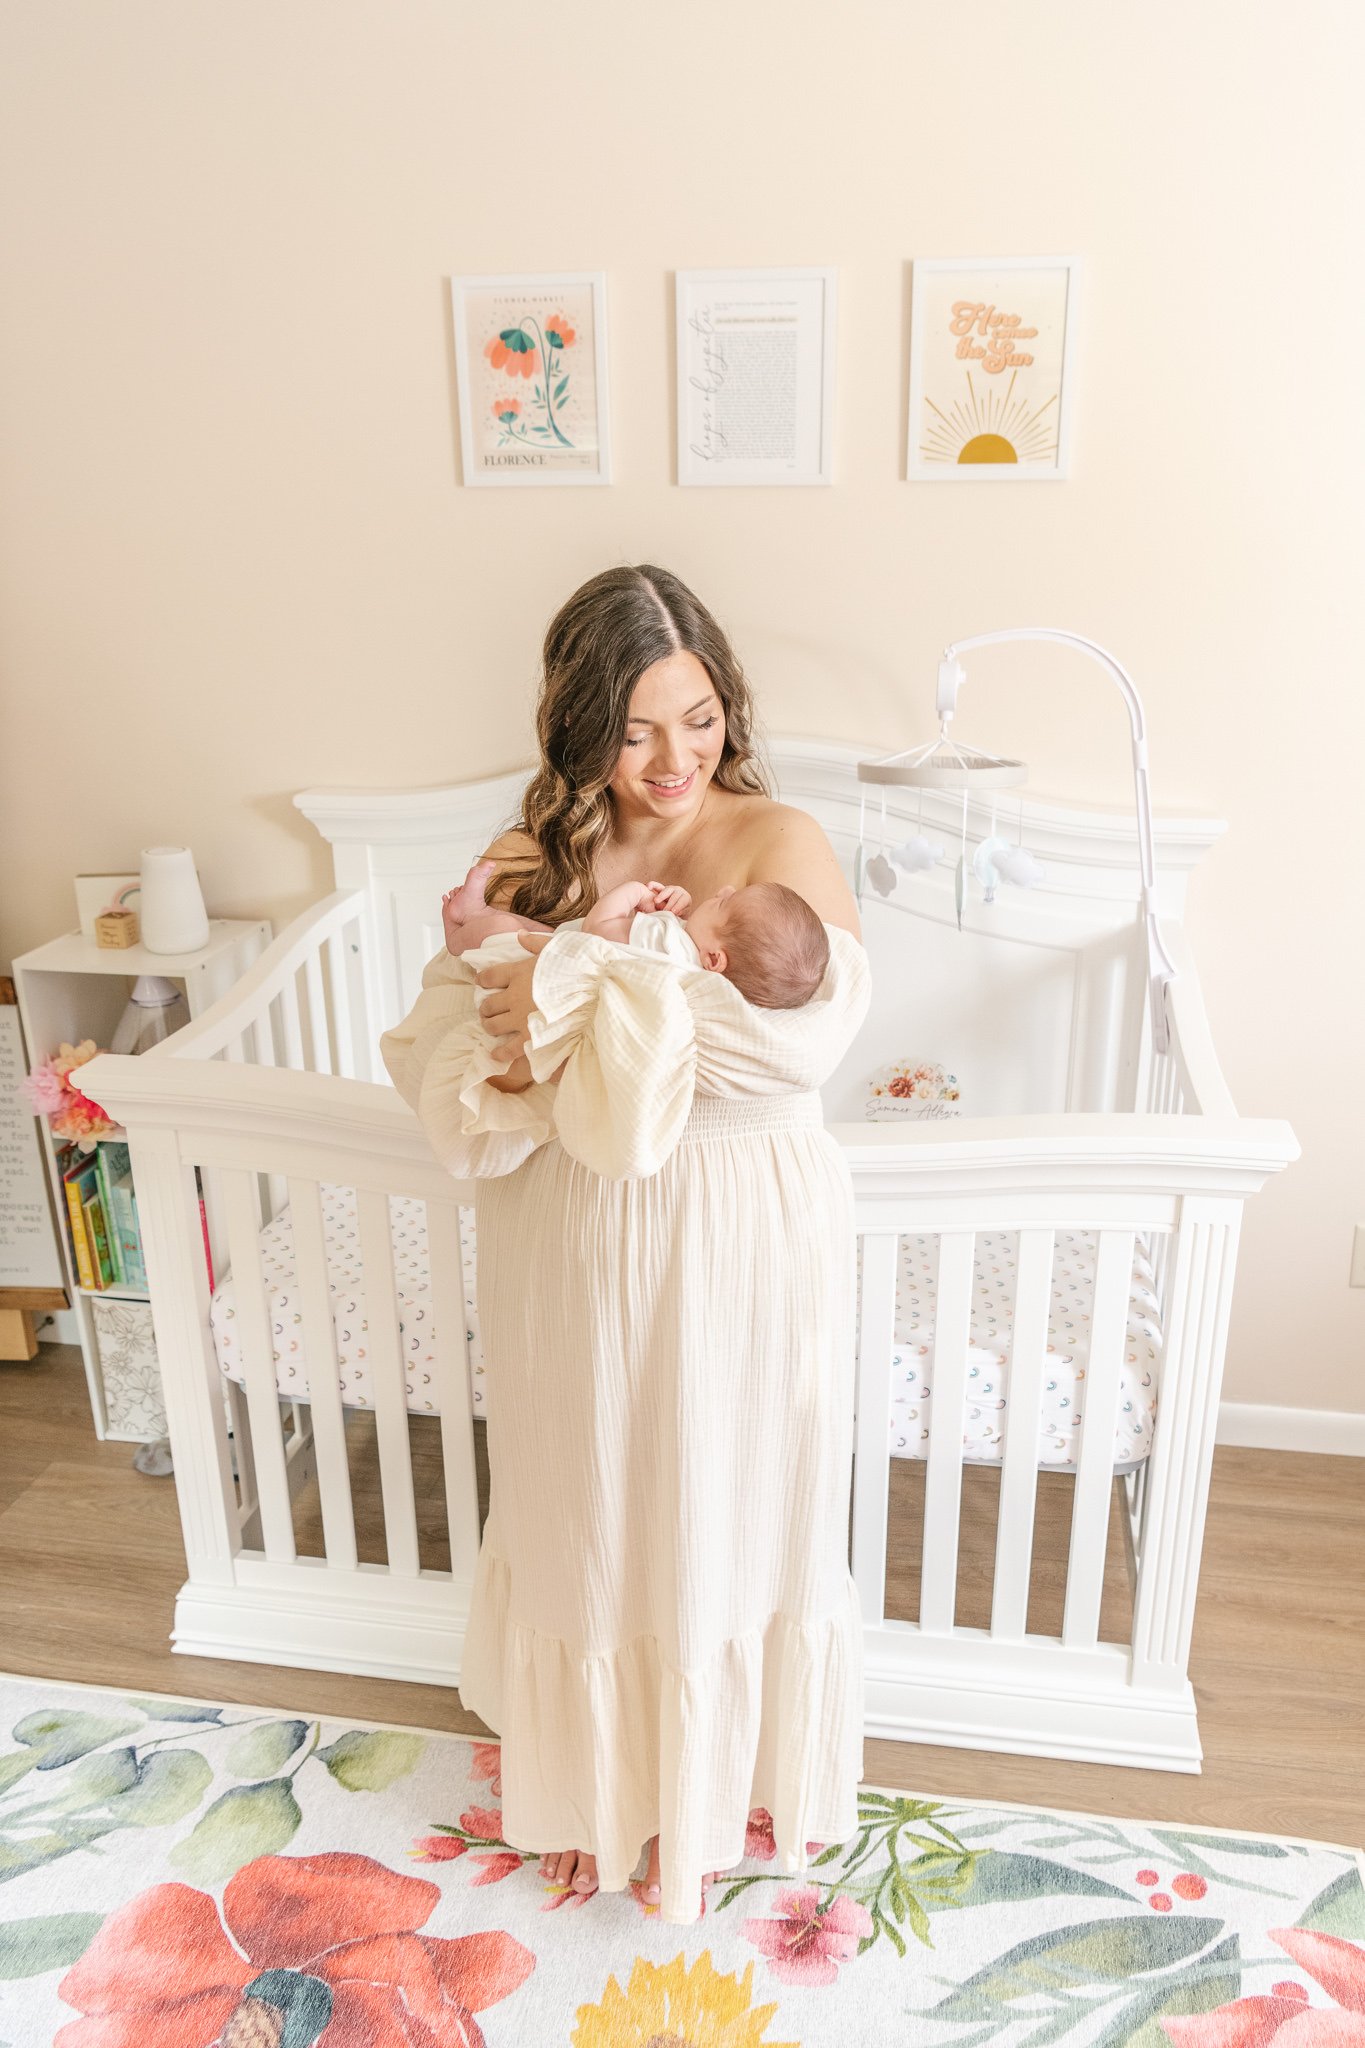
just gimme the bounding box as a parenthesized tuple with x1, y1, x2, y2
(451, 271, 611, 486)
(907, 255, 1079, 481)
(676, 267, 836, 486)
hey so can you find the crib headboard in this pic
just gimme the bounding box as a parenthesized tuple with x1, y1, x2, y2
(295, 737, 1225, 1119)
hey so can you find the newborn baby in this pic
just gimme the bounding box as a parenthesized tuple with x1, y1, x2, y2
(443, 857, 830, 1010)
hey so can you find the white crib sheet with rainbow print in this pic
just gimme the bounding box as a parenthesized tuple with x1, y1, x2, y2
(869, 1231, 1160, 1474)
(208, 1190, 1161, 1469)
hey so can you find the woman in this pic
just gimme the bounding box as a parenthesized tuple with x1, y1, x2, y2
(380, 563, 872, 1925)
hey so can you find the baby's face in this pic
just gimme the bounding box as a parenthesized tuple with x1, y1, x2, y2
(682, 883, 739, 959)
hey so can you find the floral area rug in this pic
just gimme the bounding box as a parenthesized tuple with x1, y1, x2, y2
(0, 1671, 1362, 2046)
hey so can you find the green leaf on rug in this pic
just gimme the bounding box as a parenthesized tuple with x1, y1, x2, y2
(316, 1729, 424, 1792)
(951, 1849, 1132, 1909)
(1085, 1932, 1243, 2048)
(110, 1750, 213, 1827)
(0, 1753, 37, 1794)
(1300, 1867, 1365, 1940)
(226, 1719, 310, 1780)
(929, 1913, 1226, 2020)
(12, 1711, 141, 1769)
(242, 1969, 335, 2048)
(169, 1778, 302, 1882)
(0, 1820, 115, 1883)
(57, 1745, 141, 1806)
(0, 1911, 105, 1980)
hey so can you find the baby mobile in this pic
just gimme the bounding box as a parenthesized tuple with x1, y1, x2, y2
(854, 627, 1180, 1054)
(855, 658, 1044, 928)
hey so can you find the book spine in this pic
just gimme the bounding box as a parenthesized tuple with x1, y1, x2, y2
(110, 1183, 148, 1293)
(84, 1192, 115, 1289)
(94, 1145, 126, 1287)
(65, 1176, 96, 1290)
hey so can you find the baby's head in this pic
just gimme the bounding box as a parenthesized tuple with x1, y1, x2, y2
(684, 883, 830, 1009)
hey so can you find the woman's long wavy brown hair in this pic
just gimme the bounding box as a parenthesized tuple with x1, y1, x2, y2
(494, 564, 774, 926)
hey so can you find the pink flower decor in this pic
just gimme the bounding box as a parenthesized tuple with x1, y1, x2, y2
(742, 1882, 873, 1987)
(22, 1065, 66, 1115)
(18, 1039, 118, 1151)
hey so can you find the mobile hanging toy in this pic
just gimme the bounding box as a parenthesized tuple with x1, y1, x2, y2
(854, 627, 1178, 1054)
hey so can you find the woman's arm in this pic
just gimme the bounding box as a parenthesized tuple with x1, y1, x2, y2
(473, 831, 555, 1093)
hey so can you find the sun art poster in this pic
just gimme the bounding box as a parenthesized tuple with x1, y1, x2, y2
(907, 256, 1078, 481)
(451, 271, 611, 486)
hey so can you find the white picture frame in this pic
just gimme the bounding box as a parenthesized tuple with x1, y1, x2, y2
(906, 255, 1079, 482)
(676, 266, 837, 486)
(451, 270, 611, 486)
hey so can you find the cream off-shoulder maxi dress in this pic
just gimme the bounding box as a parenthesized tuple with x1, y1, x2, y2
(379, 910, 873, 1924)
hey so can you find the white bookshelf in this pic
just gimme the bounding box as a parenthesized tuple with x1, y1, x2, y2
(11, 918, 271, 1440)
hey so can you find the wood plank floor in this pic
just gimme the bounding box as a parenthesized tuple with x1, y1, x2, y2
(2, 1349, 1361, 1849)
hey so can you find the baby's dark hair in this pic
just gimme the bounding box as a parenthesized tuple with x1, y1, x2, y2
(719, 883, 830, 1009)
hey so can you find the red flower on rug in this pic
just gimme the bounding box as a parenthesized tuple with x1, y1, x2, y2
(744, 1807, 825, 1864)
(741, 1883, 873, 1987)
(1160, 1927, 1365, 2045)
(55, 1850, 535, 2048)
(467, 1743, 502, 1798)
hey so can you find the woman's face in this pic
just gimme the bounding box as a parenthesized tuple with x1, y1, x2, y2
(609, 650, 726, 822)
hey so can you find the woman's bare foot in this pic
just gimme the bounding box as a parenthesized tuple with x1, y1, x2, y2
(539, 1846, 598, 1896)
(639, 1833, 727, 1912)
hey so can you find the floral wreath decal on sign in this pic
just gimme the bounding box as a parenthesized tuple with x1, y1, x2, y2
(486, 310, 579, 450)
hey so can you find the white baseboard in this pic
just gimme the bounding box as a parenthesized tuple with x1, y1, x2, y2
(1218, 1402, 1365, 1457)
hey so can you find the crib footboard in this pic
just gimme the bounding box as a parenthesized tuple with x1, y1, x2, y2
(838, 1107, 1297, 1772)
(78, 1027, 1296, 1774)
(76, 1048, 486, 1683)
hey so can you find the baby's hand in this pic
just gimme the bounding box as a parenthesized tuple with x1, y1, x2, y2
(646, 880, 691, 916)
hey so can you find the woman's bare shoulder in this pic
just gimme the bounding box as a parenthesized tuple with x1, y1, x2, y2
(480, 826, 539, 860)
(477, 826, 540, 909)
(734, 796, 861, 938)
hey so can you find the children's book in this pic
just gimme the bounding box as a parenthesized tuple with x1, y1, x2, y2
(82, 1189, 115, 1289)
(62, 1152, 100, 1290)
(108, 1173, 147, 1291)
(94, 1139, 132, 1287)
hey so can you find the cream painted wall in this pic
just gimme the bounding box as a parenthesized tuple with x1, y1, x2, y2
(1, 2, 1361, 1413)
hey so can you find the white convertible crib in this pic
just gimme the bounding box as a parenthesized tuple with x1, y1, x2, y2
(81, 736, 1297, 1775)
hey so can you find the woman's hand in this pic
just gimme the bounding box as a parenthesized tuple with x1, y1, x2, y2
(475, 930, 557, 1064)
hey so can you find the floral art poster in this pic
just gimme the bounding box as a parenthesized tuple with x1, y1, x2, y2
(907, 256, 1078, 481)
(452, 271, 611, 486)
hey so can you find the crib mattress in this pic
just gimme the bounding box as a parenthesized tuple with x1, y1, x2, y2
(872, 1232, 1160, 1474)
(209, 1186, 485, 1419)
(208, 1190, 1160, 1470)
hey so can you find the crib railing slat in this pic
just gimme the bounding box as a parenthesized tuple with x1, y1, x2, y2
(280, 974, 306, 1072)
(222, 1167, 296, 1564)
(920, 1231, 975, 1637)
(850, 1232, 899, 1627)
(991, 1227, 1054, 1641)
(304, 950, 331, 1075)
(356, 1186, 420, 1578)
(1062, 1228, 1135, 1650)
(288, 1177, 357, 1571)
(225, 1377, 258, 1523)
(426, 1195, 482, 1595)
(343, 915, 373, 1084)
(251, 1004, 275, 1069)
(326, 936, 355, 1080)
